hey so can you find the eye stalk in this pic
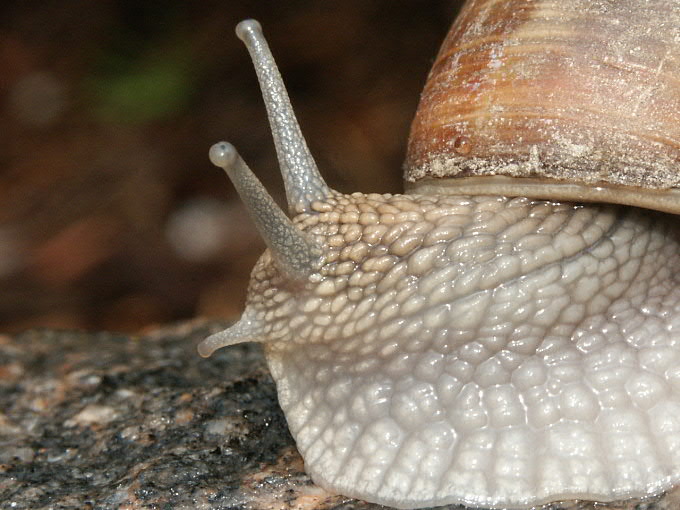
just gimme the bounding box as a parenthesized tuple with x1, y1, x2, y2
(234, 19, 330, 214)
(208, 141, 321, 283)
(207, 19, 332, 284)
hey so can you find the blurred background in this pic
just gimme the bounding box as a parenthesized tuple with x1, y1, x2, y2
(1, 0, 462, 334)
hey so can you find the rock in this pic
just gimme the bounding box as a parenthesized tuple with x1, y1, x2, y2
(0, 321, 678, 510)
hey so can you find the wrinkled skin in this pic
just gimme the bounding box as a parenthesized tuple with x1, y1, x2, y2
(236, 191, 680, 509)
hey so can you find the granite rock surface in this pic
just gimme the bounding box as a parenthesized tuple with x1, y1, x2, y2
(1, 321, 679, 510)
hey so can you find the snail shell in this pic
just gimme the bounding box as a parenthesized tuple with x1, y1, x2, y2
(200, 2, 680, 509)
(407, 0, 680, 214)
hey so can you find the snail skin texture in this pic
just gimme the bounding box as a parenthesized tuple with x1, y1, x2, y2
(200, 5, 680, 510)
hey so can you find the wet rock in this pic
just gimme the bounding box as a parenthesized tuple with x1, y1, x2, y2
(1, 321, 679, 510)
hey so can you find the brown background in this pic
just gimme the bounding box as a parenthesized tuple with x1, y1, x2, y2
(1, 0, 462, 334)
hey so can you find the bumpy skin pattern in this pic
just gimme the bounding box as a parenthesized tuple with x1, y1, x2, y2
(239, 192, 680, 509)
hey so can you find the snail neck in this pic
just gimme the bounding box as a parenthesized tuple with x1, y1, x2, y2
(262, 195, 679, 358)
(405, 175, 680, 215)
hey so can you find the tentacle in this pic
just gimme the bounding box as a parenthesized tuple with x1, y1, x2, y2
(209, 141, 321, 281)
(236, 19, 330, 213)
(197, 311, 264, 357)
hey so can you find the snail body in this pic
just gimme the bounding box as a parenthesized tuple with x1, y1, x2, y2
(200, 2, 680, 509)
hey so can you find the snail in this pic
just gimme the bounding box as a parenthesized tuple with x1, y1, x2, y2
(199, 1, 680, 509)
